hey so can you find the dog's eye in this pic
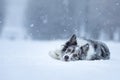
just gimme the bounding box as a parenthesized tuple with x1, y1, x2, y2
(73, 54, 77, 57)
(71, 49, 75, 53)
(67, 49, 71, 52)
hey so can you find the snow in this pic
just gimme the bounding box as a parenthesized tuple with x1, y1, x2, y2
(116, 3, 120, 6)
(0, 21, 2, 24)
(0, 40, 120, 80)
(30, 24, 34, 28)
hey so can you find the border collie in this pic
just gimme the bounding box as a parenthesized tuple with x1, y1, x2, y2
(49, 34, 110, 61)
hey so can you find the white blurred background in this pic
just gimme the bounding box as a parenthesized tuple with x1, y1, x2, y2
(0, 0, 120, 41)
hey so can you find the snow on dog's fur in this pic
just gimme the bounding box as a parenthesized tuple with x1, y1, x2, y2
(49, 34, 110, 61)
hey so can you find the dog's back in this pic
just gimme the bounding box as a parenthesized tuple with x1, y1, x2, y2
(86, 39, 110, 60)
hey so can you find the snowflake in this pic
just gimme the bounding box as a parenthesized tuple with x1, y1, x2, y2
(74, 29, 78, 32)
(79, 11, 82, 14)
(0, 21, 2, 23)
(30, 33, 33, 36)
(36, 30, 40, 33)
(63, 0, 69, 6)
(43, 19, 48, 24)
(95, 8, 98, 10)
(116, 3, 119, 6)
(64, 29, 67, 32)
(30, 24, 34, 27)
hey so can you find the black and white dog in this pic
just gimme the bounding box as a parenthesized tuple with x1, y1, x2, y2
(49, 34, 110, 61)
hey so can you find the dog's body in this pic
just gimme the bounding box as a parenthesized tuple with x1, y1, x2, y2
(49, 34, 110, 61)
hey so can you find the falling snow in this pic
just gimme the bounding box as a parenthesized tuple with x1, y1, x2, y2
(30, 24, 34, 27)
(0, 21, 2, 23)
(116, 2, 120, 6)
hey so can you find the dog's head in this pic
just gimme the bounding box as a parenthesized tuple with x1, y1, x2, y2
(61, 34, 89, 61)
(62, 46, 80, 61)
(62, 43, 89, 61)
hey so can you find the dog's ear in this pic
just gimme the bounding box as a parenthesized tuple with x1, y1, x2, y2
(81, 43, 89, 52)
(69, 34, 77, 45)
(62, 34, 77, 52)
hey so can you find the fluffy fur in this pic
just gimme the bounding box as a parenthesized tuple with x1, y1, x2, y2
(49, 34, 110, 61)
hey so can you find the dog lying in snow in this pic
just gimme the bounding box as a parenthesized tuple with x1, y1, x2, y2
(49, 34, 110, 61)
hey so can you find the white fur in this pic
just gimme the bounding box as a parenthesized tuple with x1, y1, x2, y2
(85, 44, 95, 60)
(77, 39, 88, 46)
(49, 46, 64, 60)
(77, 39, 95, 60)
(49, 50, 61, 60)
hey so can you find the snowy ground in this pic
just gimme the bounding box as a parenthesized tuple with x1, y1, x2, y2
(0, 40, 120, 80)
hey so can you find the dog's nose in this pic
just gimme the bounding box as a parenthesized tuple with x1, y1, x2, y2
(64, 55, 69, 61)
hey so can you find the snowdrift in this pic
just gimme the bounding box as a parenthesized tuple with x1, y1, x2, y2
(0, 40, 120, 80)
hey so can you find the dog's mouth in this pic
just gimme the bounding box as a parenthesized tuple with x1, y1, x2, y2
(62, 53, 81, 61)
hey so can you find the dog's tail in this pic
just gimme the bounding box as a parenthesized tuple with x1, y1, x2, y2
(99, 42, 110, 60)
(48, 50, 62, 60)
(88, 39, 110, 60)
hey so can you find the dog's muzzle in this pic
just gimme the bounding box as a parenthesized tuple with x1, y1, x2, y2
(64, 55, 69, 61)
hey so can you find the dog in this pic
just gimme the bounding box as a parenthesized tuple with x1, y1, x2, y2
(49, 34, 110, 61)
